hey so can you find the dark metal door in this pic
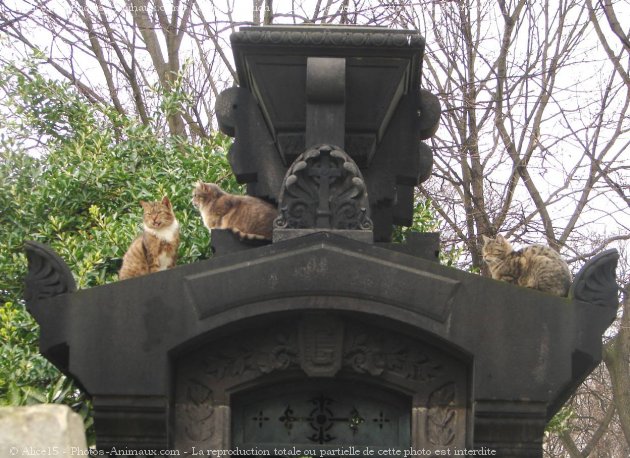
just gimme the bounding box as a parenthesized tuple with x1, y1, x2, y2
(232, 380, 411, 453)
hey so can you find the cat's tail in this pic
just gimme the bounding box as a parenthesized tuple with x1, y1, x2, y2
(118, 237, 150, 280)
(231, 228, 271, 241)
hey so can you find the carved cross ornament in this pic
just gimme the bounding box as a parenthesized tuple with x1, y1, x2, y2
(274, 144, 373, 233)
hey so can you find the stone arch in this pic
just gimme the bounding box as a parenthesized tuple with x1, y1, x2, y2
(172, 311, 470, 452)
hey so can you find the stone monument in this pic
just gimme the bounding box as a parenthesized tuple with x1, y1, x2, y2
(25, 26, 619, 457)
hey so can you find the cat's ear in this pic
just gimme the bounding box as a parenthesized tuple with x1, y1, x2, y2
(482, 235, 492, 244)
(496, 234, 507, 243)
(140, 200, 149, 210)
(162, 196, 171, 208)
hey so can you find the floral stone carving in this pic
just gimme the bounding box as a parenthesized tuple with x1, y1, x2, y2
(274, 144, 373, 232)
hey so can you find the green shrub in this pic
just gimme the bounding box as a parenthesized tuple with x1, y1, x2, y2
(0, 58, 236, 441)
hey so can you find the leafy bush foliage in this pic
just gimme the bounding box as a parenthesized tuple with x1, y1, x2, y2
(0, 59, 237, 437)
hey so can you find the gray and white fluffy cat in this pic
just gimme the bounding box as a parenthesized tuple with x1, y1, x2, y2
(192, 182, 278, 240)
(482, 234, 572, 297)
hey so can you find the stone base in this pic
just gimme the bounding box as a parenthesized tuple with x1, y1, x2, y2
(210, 229, 270, 257)
(273, 228, 373, 243)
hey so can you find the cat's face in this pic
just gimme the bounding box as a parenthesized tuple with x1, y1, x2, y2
(482, 235, 512, 264)
(192, 182, 222, 209)
(140, 196, 175, 230)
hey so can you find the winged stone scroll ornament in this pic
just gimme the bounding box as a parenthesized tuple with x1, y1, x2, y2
(569, 249, 619, 308)
(24, 241, 76, 305)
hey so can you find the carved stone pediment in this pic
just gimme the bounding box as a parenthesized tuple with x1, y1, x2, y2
(182, 235, 461, 323)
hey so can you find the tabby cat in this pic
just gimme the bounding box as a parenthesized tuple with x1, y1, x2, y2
(192, 182, 278, 240)
(118, 196, 180, 280)
(481, 234, 572, 296)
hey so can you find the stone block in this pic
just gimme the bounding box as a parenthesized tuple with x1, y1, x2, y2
(0, 404, 87, 456)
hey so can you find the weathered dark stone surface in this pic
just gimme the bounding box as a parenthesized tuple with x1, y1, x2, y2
(378, 232, 440, 262)
(215, 86, 286, 203)
(210, 228, 270, 256)
(26, 234, 617, 455)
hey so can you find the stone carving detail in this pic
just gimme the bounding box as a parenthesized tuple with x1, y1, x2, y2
(231, 28, 425, 49)
(343, 330, 443, 382)
(275, 144, 373, 231)
(183, 379, 215, 442)
(570, 249, 619, 308)
(24, 241, 76, 304)
(299, 315, 344, 377)
(203, 332, 298, 382)
(191, 322, 443, 386)
(177, 318, 462, 448)
(426, 383, 456, 446)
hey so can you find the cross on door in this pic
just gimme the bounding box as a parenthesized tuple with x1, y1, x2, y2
(252, 410, 270, 428)
(373, 411, 391, 429)
(277, 395, 365, 444)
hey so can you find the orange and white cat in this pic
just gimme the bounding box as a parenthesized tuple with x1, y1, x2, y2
(119, 196, 180, 280)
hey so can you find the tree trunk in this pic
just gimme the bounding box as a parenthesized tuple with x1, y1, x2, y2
(603, 284, 630, 446)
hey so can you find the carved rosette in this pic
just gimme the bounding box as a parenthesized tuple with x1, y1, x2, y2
(274, 144, 373, 231)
